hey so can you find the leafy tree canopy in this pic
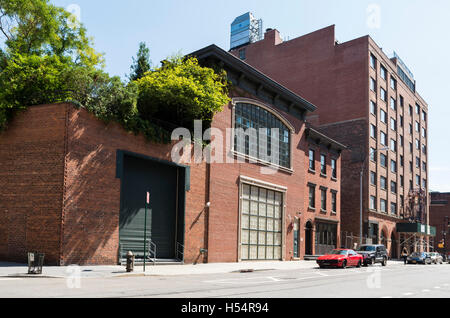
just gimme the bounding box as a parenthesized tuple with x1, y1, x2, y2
(136, 56, 230, 132)
(0, 0, 231, 145)
(0, 0, 103, 67)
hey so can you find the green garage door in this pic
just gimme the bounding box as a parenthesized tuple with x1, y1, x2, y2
(119, 154, 183, 260)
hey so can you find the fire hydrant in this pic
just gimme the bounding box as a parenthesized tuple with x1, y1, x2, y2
(126, 251, 135, 272)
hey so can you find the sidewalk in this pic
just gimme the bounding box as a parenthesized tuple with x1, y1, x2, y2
(0, 260, 406, 279)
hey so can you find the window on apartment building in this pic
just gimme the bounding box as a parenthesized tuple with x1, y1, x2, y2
(370, 101, 377, 115)
(381, 153, 387, 167)
(370, 54, 377, 69)
(381, 176, 387, 190)
(422, 111, 427, 122)
(331, 159, 337, 179)
(415, 121, 420, 132)
(422, 161, 427, 172)
(409, 105, 413, 115)
(409, 124, 413, 134)
(422, 179, 427, 189)
(370, 147, 377, 162)
(410, 180, 413, 189)
(410, 142, 413, 153)
(308, 184, 316, 209)
(370, 171, 376, 185)
(381, 87, 387, 101)
(400, 155, 404, 167)
(380, 109, 387, 123)
(390, 139, 397, 152)
(390, 97, 397, 111)
(400, 195, 404, 208)
(320, 188, 327, 211)
(416, 157, 420, 168)
(370, 78, 376, 92)
(415, 139, 420, 150)
(416, 175, 420, 186)
(370, 125, 377, 139)
(380, 199, 387, 213)
(391, 181, 397, 194)
(410, 161, 413, 172)
(391, 202, 397, 215)
(235, 102, 292, 169)
(309, 149, 315, 171)
(391, 160, 397, 173)
(239, 48, 246, 60)
(400, 116, 404, 127)
(380, 65, 387, 80)
(391, 78, 397, 90)
(416, 103, 420, 114)
(370, 196, 377, 210)
(400, 135, 404, 147)
(422, 144, 427, 155)
(390, 118, 397, 131)
(400, 95, 404, 107)
(331, 192, 337, 213)
(400, 175, 404, 187)
(422, 127, 426, 138)
(320, 154, 327, 175)
(381, 132, 387, 146)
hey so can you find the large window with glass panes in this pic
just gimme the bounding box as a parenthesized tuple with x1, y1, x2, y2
(240, 184, 283, 260)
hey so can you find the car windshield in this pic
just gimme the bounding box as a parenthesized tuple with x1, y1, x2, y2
(330, 250, 347, 255)
(358, 245, 376, 251)
(411, 252, 422, 257)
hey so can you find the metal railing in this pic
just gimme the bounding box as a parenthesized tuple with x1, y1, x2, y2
(176, 242, 184, 262)
(119, 238, 156, 265)
(148, 240, 157, 266)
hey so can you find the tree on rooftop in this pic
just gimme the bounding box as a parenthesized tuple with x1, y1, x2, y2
(129, 42, 151, 81)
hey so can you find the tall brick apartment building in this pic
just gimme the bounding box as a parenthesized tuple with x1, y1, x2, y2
(0, 45, 344, 265)
(231, 25, 433, 257)
(430, 192, 450, 256)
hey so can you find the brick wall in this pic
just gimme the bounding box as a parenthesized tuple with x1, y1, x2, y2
(0, 104, 67, 264)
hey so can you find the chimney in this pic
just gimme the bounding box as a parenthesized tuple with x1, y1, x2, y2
(264, 28, 283, 46)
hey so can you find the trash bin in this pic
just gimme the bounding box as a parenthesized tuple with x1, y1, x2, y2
(27, 252, 45, 275)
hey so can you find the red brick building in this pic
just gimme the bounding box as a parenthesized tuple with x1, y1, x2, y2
(231, 25, 431, 257)
(0, 45, 344, 265)
(430, 192, 450, 255)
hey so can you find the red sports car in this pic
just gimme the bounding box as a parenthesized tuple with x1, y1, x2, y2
(316, 249, 363, 269)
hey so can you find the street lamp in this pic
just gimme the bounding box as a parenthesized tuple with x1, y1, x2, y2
(360, 146, 389, 246)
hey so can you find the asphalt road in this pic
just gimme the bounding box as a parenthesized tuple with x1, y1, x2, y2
(0, 262, 449, 298)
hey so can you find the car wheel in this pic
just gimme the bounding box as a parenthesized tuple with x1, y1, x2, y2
(382, 257, 387, 267)
(342, 260, 347, 269)
(357, 260, 362, 268)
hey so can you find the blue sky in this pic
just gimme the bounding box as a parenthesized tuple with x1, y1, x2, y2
(51, 0, 450, 192)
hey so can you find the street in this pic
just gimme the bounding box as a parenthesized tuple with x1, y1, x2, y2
(0, 263, 449, 298)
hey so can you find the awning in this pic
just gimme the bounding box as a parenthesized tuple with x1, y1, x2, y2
(396, 223, 436, 237)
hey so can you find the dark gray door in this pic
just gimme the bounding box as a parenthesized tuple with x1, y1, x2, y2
(119, 155, 178, 259)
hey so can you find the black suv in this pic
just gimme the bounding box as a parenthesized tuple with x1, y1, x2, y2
(356, 244, 388, 266)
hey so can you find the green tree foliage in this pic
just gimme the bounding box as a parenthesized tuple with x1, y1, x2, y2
(129, 42, 151, 81)
(0, 0, 103, 67)
(136, 56, 230, 132)
(0, 0, 230, 145)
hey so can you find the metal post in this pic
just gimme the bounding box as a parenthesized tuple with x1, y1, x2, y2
(360, 169, 363, 246)
(144, 200, 147, 272)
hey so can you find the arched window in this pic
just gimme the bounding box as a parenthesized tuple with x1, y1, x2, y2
(234, 102, 292, 169)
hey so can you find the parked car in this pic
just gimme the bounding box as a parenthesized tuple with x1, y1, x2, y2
(407, 252, 431, 264)
(317, 249, 363, 269)
(428, 252, 444, 264)
(355, 244, 388, 267)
